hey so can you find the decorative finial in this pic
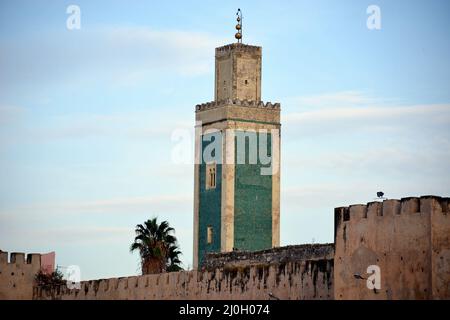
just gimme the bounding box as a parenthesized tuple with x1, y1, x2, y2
(235, 8, 242, 43)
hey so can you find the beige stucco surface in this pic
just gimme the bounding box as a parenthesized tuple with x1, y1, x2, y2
(334, 196, 450, 300)
(0, 252, 41, 300)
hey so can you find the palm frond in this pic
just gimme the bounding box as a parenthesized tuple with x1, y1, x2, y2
(130, 216, 182, 274)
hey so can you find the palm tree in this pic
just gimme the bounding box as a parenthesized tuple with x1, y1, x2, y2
(166, 245, 183, 272)
(130, 217, 183, 274)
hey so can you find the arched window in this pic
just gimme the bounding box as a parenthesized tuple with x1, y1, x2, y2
(206, 162, 217, 190)
(211, 167, 216, 188)
(207, 226, 213, 244)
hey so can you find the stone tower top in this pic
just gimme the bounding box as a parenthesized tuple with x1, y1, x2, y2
(214, 43, 262, 102)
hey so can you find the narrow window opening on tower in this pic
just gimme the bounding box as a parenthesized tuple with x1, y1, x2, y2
(245, 79, 248, 85)
(206, 162, 217, 190)
(207, 226, 213, 244)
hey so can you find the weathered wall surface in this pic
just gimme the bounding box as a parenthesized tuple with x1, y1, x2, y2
(0, 251, 41, 300)
(194, 99, 281, 269)
(215, 43, 262, 102)
(334, 196, 450, 300)
(430, 197, 450, 299)
(5, 196, 449, 300)
(203, 244, 334, 269)
(34, 258, 334, 300)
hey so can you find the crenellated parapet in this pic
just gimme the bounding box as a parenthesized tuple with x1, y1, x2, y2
(334, 196, 449, 242)
(335, 196, 449, 226)
(334, 195, 450, 300)
(34, 257, 334, 300)
(215, 43, 262, 55)
(195, 99, 281, 113)
(6, 195, 450, 300)
(203, 244, 334, 270)
(195, 98, 281, 129)
(0, 251, 42, 300)
(0, 251, 41, 267)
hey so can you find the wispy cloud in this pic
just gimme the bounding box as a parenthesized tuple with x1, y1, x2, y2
(107, 27, 225, 77)
(282, 182, 375, 209)
(0, 226, 134, 248)
(284, 103, 450, 125)
(0, 105, 26, 124)
(1, 194, 191, 218)
(282, 91, 450, 139)
(0, 110, 193, 144)
(0, 26, 226, 89)
(284, 144, 450, 187)
(285, 91, 378, 109)
(284, 90, 449, 122)
(280, 91, 450, 210)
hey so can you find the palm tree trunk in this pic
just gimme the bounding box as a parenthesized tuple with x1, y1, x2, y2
(142, 258, 165, 274)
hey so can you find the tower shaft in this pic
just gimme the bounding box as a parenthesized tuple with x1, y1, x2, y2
(193, 43, 281, 269)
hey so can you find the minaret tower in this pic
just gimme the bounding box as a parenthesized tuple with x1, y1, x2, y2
(193, 10, 281, 269)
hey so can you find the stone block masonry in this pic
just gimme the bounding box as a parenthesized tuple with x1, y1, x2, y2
(193, 42, 281, 269)
(203, 244, 334, 270)
(0, 251, 41, 300)
(334, 196, 450, 300)
(4, 195, 449, 300)
(34, 258, 334, 300)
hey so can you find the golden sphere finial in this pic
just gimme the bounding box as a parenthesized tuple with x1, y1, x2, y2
(235, 8, 242, 43)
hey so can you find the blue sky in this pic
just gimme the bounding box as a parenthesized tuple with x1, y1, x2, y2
(0, 0, 449, 280)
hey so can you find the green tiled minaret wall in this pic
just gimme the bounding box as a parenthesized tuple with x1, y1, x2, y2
(198, 133, 222, 266)
(234, 131, 273, 250)
(198, 131, 273, 265)
(194, 42, 281, 269)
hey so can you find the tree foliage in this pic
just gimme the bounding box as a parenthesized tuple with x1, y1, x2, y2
(130, 217, 183, 274)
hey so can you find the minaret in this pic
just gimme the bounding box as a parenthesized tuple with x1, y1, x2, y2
(193, 10, 281, 269)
